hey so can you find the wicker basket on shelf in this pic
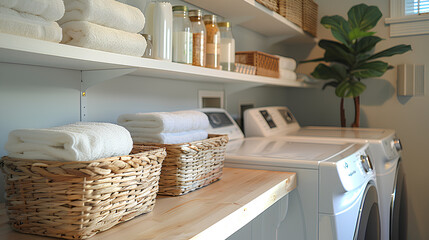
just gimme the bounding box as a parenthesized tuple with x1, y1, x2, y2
(303, 0, 318, 37)
(256, 0, 278, 11)
(132, 134, 229, 196)
(277, 0, 303, 27)
(235, 51, 279, 78)
(0, 147, 166, 240)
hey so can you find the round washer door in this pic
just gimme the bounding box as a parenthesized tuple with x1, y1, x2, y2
(354, 182, 380, 240)
(390, 159, 405, 240)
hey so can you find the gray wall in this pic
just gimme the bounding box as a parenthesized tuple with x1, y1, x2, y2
(285, 0, 429, 239)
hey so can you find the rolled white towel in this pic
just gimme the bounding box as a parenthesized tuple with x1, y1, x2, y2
(280, 69, 297, 81)
(0, 0, 64, 21)
(59, 0, 145, 33)
(117, 110, 210, 134)
(132, 130, 208, 144)
(4, 122, 133, 162)
(0, 7, 62, 42)
(61, 21, 147, 57)
(276, 55, 297, 71)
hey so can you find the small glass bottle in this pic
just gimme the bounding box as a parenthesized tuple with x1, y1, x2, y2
(203, 14, 220, 69)
(189, 9, 206, 67)
(172, 6, 192, 64)
(142, 34, 153, 58)
(218, 22, 235, 71)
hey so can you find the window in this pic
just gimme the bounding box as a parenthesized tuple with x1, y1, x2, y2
(385, 0, 429, 37)
(405, 0, 429, 15)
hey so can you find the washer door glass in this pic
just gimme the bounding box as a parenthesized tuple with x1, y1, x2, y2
(391, 159, 405, 240)
(354, 182, 380, 240)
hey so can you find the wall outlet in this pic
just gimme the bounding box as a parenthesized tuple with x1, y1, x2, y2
(198, 90, 224, 108)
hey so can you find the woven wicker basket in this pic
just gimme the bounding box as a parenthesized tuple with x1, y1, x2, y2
(303, 0, 318, 37)
(235, 51, 280, 78)
(278, 0, 303, 27)
(132, 134, 229, 196)
(0, 147, 166, 239)
(256, 0, 278, 11)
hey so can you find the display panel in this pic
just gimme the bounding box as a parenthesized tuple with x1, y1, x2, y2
(204, 112, 234, 128)
(278, 109, 295, 123)
(260, 110, 276, 128)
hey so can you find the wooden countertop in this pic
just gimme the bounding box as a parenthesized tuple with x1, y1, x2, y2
(0, 168, 296, 240)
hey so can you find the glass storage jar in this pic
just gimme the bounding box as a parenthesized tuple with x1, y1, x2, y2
(203, 14, 220, 69)
(189, 9, 206, 67)
(218, 21, 235, 71)
(172, 5, 192, 64)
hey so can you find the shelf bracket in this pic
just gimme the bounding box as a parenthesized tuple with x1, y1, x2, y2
(80, 68, 137, 121)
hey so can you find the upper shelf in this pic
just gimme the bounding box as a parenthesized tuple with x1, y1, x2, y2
(184, 0, 316, 43)
(0, 33, 319, 88)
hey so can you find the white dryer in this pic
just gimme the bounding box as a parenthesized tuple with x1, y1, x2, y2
(198, 108, 381, 240)
(244, 106, 404, 240)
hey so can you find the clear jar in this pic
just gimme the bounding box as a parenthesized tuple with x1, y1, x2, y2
(172, 6, 192, 64)
(218, 22, 235, 71)
(203, 15, 220, 69)
(142, 34, 153, 58)
(189, 9, 206, 67)
(152, 1, 172, 61)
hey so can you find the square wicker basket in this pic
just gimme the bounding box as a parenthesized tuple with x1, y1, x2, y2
(0, 147, 166, 239)
(132, 134, 229, 196)
(278, 0, 303, 28)
(303, 0, 318, 37)
(256, 0, 278, 11)
(235, 51, 280, 78)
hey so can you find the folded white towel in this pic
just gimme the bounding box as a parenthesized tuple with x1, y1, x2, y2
(59, 0, 145, 33)
(280, 69, 297, 81)
(117, 110, 210, 134)
(277, 55, 297, 71)
(4, 122, 133, 162)
(61, 21, 147, 56)
(0, 7, 62, 42)
(132, 130, 208, 144)
(0, 0, 64, 21)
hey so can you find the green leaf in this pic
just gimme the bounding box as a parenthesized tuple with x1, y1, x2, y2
(331, 64, 348, 79)
(319, 40, 354, 65)
(299, 57, 326, 64)
(348, 4, 382, 32)
(367, 44, 412, 60)
(311, 63, 344, 81)
(348, 29, 375, 41)
(323, 81, 339, 89)
(335, 80, 366, 98)
(353, 36, 382, 54)
(321, 15, 351, 45)
(352, 61, 389, 78)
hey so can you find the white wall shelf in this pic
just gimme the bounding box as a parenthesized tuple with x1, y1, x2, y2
(0, 33, 317, 89)
(184, 0, 316, 43)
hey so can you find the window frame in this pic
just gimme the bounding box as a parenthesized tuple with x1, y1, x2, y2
(385, 0, 429, 37)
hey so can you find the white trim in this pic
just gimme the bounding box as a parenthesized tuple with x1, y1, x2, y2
(387, 0, 429, 37)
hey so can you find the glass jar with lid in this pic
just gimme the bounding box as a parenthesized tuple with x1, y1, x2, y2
(189, 9, 206, 67)
(203, 14, 220, 69)
(218, 22, 235, 71)
(172, 5, 192, 64)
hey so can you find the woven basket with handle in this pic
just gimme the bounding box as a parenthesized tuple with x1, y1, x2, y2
(278, 0, 303, 27)
(303, 0, 318, 37)
(132, 134, 229, 196)
(235, 51, 280, 78)
(0, 146, 166, 239)
(256, 0, 278, 11)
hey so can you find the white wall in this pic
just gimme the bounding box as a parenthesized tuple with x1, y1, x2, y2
(285, 0, 429, 239)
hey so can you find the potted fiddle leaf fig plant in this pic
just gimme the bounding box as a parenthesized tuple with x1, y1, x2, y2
(301, 3, 411, 127)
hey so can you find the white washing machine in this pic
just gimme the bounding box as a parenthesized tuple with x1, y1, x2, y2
(199, 108, 381, 240)
(244, 106, 403, 240)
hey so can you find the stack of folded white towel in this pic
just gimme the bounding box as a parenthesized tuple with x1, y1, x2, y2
(118, 110, 211, 144)
(277, 55, 297, 81)
(59, 0, 147, 56)
(5, 122, 133, 162)
(0, 0, 65, 42)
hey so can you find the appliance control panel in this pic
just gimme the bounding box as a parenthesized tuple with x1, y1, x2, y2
(196, 108, 244, 141)
(381, 135, 401, 160)
(244, 106, 300, 137)
(336, 147, 374, 192)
